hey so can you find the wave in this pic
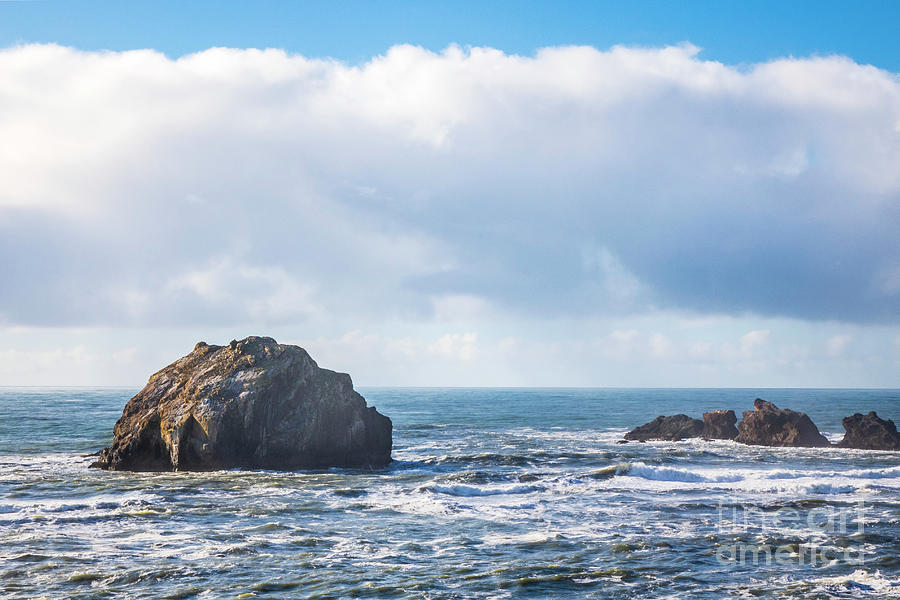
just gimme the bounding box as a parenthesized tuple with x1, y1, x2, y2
(615, 462, 744, 483)
(481, 531, 565, 546)
(572, 463, 874, 497)
(422, 483, 544, 497)
(801, 483, 856, 495)
(782, 569, 900, 595)
(767, 466, 900, 480)
(409, 464, 866, 500)
(421, 452, 534, 467)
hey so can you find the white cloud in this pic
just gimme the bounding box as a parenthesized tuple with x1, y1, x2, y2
(0, 346, 96, 369)
(2, 43, 900, 385)
(0, 345, 137, 385)
(428, 333, 479, 361)
(648, 333, 674, 358)
(582, 245, 644, 305)
(588, 329, 640, 361)
(740, 330, 771, 357)
(110, 347, 139, 365)
(165, 258, 323, 323)
(825, 334, 852, 357)
(687, 340, 713, 359)
(1, 43, 899, 328)
(430, 294, 490, 321)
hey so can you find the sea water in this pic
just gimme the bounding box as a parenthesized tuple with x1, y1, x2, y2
(1, 388, 898, 599)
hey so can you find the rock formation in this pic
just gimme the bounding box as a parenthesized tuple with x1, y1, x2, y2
(837, 412, 900, 451)
(734, 399, 830, 447)
(702, 410, 739, 440)
(623, 414, 704, 441)
(92, 336, 392, 471)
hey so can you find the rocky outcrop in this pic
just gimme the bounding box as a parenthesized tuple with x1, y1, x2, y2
(92, 336, 392, 471)
(623, 414, 704, 441)
(837, 412, 900, 451)
(734, 399, 830, 447)
(702, 410, 738, 440)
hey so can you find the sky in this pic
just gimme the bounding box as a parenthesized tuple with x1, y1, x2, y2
(1, 1, 899, 387)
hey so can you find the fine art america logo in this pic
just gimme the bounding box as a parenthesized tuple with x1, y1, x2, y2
(716, 498, 867, 567)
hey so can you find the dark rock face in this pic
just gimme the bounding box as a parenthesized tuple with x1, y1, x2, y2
(734, 399, 830, 447)
(837, 412, 900, 450)
(702, 410, 738, 440)
(624, 414, 704, 441)
(92, 336, 392, 471)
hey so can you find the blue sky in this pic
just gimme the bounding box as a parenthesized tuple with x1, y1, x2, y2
(1, 2, 899, 386)
(2, 0, 900, 69)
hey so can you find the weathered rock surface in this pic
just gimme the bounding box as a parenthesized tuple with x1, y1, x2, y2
(623, 414, 704, 441)
(92, 336, 392, 471)
(734, 399, 830, 447)
(702, 410, 738, 440)
(837, 412, 900, 451)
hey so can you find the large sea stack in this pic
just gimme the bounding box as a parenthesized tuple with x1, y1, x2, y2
(734, 399, 830, 447)
(92, 336, 392, 471)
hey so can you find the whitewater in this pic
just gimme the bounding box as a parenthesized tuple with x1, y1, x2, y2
(1, 387, 898, 598)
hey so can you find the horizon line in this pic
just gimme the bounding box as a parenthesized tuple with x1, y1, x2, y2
(2, 385, 899, 391)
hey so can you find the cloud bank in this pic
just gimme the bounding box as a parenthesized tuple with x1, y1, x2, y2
(1, 43, 899, 385)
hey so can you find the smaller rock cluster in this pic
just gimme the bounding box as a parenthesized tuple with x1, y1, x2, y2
(623, 414, 703, 442)
(623, 410, 739, 442)
(621, 399, 899, 450)
(837, 411, 900, 451)
(735, 399, 830, 448)
(702, 410, 739, 440)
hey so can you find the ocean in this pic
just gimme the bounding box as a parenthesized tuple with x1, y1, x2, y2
(1, 387, 898, 599)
